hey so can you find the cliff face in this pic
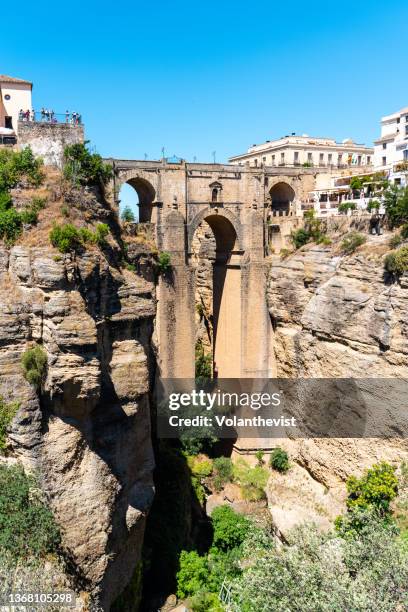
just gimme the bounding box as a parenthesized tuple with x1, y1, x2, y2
(1, 242, 156, 608)
(266, 238, 408, 536)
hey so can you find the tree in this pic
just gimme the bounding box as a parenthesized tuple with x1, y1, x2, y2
(21, 345, 47, 390)
(344, 462, 398, 516)
(270, 447, 289, 472)
(121, 206, 135, 223)
(176, 550, 208, 599)
(63, 142, 113, 186)
(211, 505, 251, 551)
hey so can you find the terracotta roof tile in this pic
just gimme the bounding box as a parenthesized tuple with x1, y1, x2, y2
(0, 75, 32, 87)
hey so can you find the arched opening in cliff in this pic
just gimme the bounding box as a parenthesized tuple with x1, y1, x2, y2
(191, 214, 240, 378)
(269, 182, 295, 215)
(118, 177, 156, 223)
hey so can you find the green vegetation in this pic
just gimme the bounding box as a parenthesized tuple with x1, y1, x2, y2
(344, 461, 398, 515)
(383, 185, 408, 227)
(50, 222, 110, 253)
(389, 233, 403, 249)
(157, 250, 172, 274)
(63, 142, 113, 186)
(21, 345, 47, 390)
(195, 340, 212, 380)
(0, 397, 19, 453)
(187, 454, 213, 478)
(338, 201, 357, 214)
(173, 460, 408, 611)
(121, 206, 136, 223)
(291, 210, 328, 249)
(231, 511, 408, 611)
(340, 231, 366, 254)
(0, 463, 60, 560)
(0, 147, 44, 192)
(384, 246, 408, 276)
(213, 457, 233, 491)
(269, 447, 289, 473)
(255, 450, 264, 465)
(233, 458, 268, 501)
(367, 199, 381, 212)
(211, 506, 251, 551)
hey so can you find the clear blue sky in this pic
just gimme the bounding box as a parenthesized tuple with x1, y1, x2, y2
(2, 1, 407, 163)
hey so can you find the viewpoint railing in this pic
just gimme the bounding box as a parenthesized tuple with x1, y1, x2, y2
(18, 111, 83, 125)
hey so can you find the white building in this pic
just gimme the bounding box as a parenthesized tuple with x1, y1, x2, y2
(0, 75, 32, 143)
(229, 134, 373, 169)
(373, 106, 408, 187)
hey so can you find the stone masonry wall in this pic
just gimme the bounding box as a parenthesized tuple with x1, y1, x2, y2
(18, 122, 84, 167)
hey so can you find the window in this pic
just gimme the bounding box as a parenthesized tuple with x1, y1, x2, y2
(395, 178, 402, 186)
(328, 153, 332, 164)
(358, 155, 362, 165)
(308, 152, 313, 161)
(4, 117, 12, 129)
(4, 94, 10, 101)
(338, 154, 342, 165)
(271, 155, 275, 165)
(367, 156, 371, 164)
(383, 143, 387, 149)
(211, 188, 218, 202)
(319, 153, 324, 165)
(404, 150, 408, 161)
(294, 151, 299, 163)
(262, 156, 266, 162)
(405, 125, 408, 135)
(254, 159, 258, 167)
(382, 156, 387, 166)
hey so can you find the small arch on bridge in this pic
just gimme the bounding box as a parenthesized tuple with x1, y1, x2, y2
(118, 176, 156, 223)
(269, 182, 295, 215)
(188, 207, 243, 259)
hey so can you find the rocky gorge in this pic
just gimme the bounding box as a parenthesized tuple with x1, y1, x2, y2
(1, 163, 408, 610)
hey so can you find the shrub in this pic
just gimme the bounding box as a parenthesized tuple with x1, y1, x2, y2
(0, 191, 12, 211)
(121, 206, 135, 223)
(176, 550, 208, 599)
(191, 475, 206, 506)
(383, 186, 408, 227)
(270, 447, 289, 473)
(0, 463, 60, 560)
(187, 591, 223, 612)
(0, 208, 22, 244)
(63, 142, 113, 186)
(21, 345, 47, 390)
(367, 199, 381, 212)
(338, 201, 357, 214)
(94, 223, 109, 246)
(0, 397, 19, 453)
(157, 251, 171, 273)
(384, 246, 408, 275)
(213, 457, 233, 484)
(61, 205, 70, 217)
(50, 223, 81, 253)
(20, 208, 38, 225)
(344, 462, 398, 516)
(255, 450, 264, 465)
(232, 513, 408, 611)
(195, 340, 212, 380)
(211, 505, 251, 551)
(232, 459, 268, 501)
(341, 232, 366, 254)
(0, 147, 44, 192)
(401, 223, 408, 239)
(50, 223, 109, 253)
(187, 454, 213, 478)
(291, 228, 309, 249)
(389, 233, 403, 249)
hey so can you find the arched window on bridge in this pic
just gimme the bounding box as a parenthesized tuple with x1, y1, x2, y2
(209, 181, 222, 204)
(118, 177, 156, 224)
(269, 182, 295, 215)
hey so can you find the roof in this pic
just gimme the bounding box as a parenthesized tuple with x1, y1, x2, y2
(0, 75, 32, 87)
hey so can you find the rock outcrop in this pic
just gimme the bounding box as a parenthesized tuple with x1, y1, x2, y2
(0, 244, 155, 609)
(266, 238, 408, 530)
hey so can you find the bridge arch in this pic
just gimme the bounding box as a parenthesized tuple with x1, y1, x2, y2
(116, 170, 158, 223)
(187, 207, 244, 257)
(269, 181, 296, 214)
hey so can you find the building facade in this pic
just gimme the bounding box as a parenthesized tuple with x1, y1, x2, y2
(229, 134, 373, 170)
(373, 107, 408, 187)
(0, 75, 32, 142)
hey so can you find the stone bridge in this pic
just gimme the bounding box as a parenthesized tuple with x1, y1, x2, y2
(105, 159, 317, 378)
